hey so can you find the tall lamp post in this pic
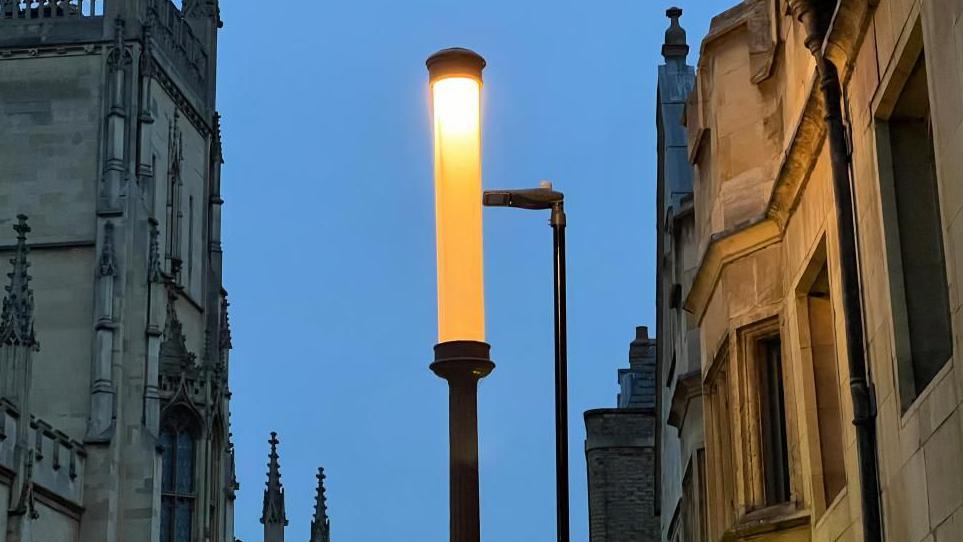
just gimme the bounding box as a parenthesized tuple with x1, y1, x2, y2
(483, 184, 568, 542)
(427, 47, 493, 542)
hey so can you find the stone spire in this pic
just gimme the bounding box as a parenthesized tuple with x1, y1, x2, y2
(661, 7, 689, 62)
(310, 467, 331, 542)
(261, 432, 287, 542)
(0, 216, 37, 350)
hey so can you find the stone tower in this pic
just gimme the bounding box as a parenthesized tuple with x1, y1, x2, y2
(584, 326, 658, 542)
(0, 1, 236, 541)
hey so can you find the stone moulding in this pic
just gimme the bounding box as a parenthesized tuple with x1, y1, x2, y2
(583, 408, 654, 451)
(683, 216, 781, 322)
(722, 506, 810, 541)
(667, 369, 702, 430)
(0, 403, 86, 510)
(696, 0, 777, 86)
(150, 53, 212, 137)
(146, 0, 208, 98)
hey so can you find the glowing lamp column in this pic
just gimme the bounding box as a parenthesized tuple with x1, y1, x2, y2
(427, 48, 493, 542)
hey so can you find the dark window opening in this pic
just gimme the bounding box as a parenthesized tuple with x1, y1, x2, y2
(757, 336, 790, 506)
(160, 411, 197, 542)
(887, 53, 952, 403)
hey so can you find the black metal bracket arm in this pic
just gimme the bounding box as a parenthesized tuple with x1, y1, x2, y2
(483, 185, 563, 210)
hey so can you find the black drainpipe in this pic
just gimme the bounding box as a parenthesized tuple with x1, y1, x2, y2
(789, 1, 883, 540)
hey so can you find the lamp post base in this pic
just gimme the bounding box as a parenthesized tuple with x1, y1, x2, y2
(431, 341, 494, 542)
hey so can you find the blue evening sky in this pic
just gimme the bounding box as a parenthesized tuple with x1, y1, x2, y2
(218, 2, 731, 540)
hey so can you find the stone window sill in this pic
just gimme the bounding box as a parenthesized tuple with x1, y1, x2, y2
(722, 504, 810, 541)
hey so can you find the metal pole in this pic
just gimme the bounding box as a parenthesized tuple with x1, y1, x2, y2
(818, 55, 883, 542)
(431, 341, 495, 542)
(551, 202, 569, 542)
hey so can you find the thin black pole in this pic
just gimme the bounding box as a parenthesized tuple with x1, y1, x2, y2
(551, 202, 569, 542)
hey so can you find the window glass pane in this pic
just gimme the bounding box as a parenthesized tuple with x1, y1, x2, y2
(161, 497, 174, 542)
(161, 430, 176, 492)
(175, 498, 193, 542)
(176, 431, 195, 494)
(889, 55, 952, 397)
(759, 337, 790, 505)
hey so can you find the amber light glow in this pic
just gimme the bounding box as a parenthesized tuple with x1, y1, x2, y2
(432, 75, 485, 343)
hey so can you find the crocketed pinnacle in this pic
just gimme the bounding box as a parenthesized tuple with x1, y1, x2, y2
(662, 7, 690, 61)
(310, 467, 331, 542)
(0, 216, 37, 350)
(260, 432, 288, 526)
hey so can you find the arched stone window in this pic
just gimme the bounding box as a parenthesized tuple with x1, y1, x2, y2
(160, 408, 199, 542)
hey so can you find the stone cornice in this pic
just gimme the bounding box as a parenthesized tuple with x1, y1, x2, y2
(697, 0, 777, 85)
(667, 369, 703, 430)
(148, 52, 212, 137)
(0, 42, 101, 59)
(683, 216, 781, 322)
(765, 72, 825, 230)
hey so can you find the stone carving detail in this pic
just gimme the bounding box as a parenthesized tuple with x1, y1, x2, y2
(97, 221, 116, 278)
(261, 431, 288, 539)
(219, 297, 232, 354)
(106, 17, 132, 68)
(146, 0, 209, 92)
(183, 0, 221, 27)
(100, 17, 132, 210)
(89, 217, 117, 441)
(213, 112, 224, 163)
(147, 58, 212, 137)
(166, 113, 184, 279)
(148, 219, 163, 283)
(747, 0, 776, 84)
(159, 289, 194, 372)
(0, 0, 98, 20)
(0, 216, 36, 350)
(310, 467, 331, 542)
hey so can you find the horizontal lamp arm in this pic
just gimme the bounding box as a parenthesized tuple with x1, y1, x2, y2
(483, 187, 564, 210)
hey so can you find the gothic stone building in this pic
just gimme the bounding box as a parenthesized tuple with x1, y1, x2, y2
(0, 0, 239, 540)
(652, 8, 702, 542)
(655, 0, 963, 541)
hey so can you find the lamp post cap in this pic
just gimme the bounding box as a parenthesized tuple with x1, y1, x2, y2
(427, 47, 486, 83)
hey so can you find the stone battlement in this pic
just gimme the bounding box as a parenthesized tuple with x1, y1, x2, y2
(0, 0, 214, 109)
(1, 0, 102, 20)
(0, 0, 104, 48)
(0, 400, 86, 509)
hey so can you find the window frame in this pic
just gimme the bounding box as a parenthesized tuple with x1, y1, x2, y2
(872, 19, 954, 412)
(704, 340, 736, 539)
(735, 317, 798, 514)
(160, 408, 200, 542)
(793, 239, 848, 515)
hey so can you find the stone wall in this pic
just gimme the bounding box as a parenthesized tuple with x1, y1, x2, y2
(585, 409, 657, 542)
(677, 0, 963, 541)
